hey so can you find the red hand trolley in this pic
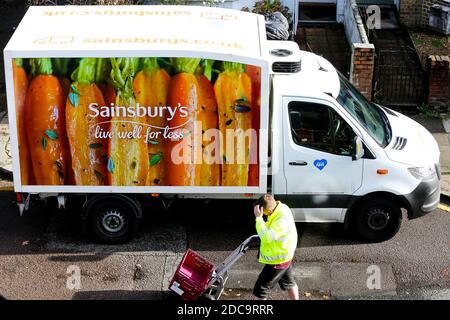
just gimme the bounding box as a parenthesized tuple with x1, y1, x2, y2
(169, 235, 260, 300)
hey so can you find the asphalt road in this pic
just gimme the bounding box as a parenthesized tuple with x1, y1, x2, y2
(0, 192, 449, 300)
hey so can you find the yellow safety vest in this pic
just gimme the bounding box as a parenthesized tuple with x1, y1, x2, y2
(255, 201, 298, 265)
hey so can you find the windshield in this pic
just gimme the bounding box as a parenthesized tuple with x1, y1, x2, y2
(336, 73, 391, 147)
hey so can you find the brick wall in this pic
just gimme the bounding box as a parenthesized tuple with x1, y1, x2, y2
(350, 43, 375, 100)
(421, 0, 449, 26)
(400, 0, 449, 27)
(400, 0, 422, 26)
(427, 55, 450, 111)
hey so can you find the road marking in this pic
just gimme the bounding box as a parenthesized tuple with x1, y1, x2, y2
(438, 203, 450, 213)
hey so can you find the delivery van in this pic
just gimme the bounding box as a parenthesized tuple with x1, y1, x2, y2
(3, 5, 441, 244)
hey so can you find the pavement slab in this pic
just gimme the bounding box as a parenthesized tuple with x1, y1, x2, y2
(409, 114, 445, 133)
(226, 261, 333, 292)
(432, 118, 450, 176)
(225, 261, 395, 299)
(162, 254, 184, 291)
(330, 262, 396, 298)
(433, 133, 450, 174)
(441, 175, 450, 198)
(443, 118, 450, 134)
(0, 253, 166, 300)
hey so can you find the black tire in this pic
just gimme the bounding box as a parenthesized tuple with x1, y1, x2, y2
(87, 198, 139, 244)
(351, 198, 401, 242)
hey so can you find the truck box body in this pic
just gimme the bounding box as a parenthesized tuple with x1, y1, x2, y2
(4, 5, 270, 194)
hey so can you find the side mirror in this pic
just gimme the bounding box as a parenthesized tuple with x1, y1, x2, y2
(352, 136, 364, 161)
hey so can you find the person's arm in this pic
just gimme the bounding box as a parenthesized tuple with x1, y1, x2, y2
(255, 216, 289, 243)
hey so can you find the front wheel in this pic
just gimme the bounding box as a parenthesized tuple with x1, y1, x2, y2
(351, 198, 401, 242)
(87, 198, 139, 244)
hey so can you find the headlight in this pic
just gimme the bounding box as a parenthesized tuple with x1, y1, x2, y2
(408, 166, 435, 179)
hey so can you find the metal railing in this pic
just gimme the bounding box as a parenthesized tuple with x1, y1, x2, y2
(373, 59, 425, 106)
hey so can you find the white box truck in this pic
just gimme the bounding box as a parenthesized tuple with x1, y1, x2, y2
(3, 5, 441, 243)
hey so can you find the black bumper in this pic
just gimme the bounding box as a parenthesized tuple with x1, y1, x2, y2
(402, 174, 441, 219)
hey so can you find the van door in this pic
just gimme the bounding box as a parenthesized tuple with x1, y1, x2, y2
(281, 97, 364, 222)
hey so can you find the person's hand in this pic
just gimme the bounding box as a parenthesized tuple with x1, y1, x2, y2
(254, 205, 263, 219)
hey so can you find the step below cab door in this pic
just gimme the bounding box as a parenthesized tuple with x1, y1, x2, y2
(281, 97, 364, 222)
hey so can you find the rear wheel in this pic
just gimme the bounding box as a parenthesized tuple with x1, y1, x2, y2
(351, 198, 401, 242)
(87, 198, 139, 244)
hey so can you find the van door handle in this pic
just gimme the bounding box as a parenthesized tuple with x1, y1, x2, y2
(289, 161, 308, 166)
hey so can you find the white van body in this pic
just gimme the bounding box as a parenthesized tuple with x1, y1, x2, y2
(4, 5, 441, 242)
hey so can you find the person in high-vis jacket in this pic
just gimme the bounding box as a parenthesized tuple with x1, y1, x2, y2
(253, 194, 299, 300)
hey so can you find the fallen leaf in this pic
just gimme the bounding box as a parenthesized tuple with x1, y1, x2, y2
(322, 295, 329, 300)
(304, 292, 311, 297)
(21, 241, 29, 246)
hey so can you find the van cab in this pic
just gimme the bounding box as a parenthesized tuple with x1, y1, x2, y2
(269, 46, 441, 241)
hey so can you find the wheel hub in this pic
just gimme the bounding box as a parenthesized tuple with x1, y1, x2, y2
(366, 207, 390, 231)
(101, 209, 126, 233)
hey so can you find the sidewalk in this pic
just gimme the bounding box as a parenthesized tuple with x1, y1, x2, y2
(441, 117, 450, 199)
(0, 112, 13, 190)
(411, 115, 450, 199)
(0, 112, 11, 172)
(162, 258, 397, 299)
(222, 261, 397, 299)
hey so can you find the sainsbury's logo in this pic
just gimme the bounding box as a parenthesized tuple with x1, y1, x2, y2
(88, 102, 189, 121)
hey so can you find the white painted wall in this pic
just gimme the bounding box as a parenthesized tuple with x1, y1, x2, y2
(343, 0, 364, 44)
(343, 0, 361, 43)
(337, 0, 345, 22)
